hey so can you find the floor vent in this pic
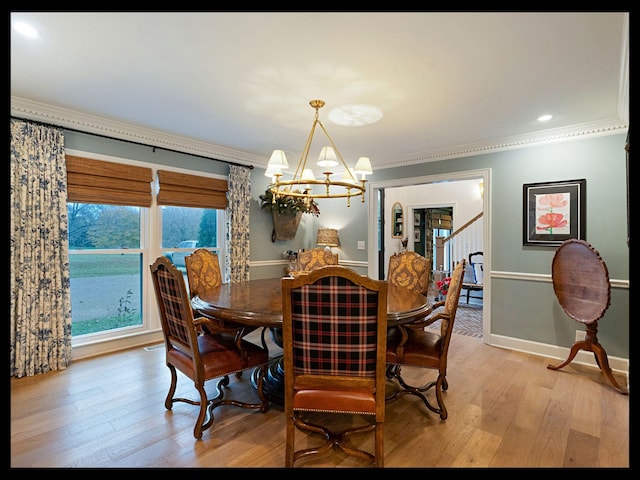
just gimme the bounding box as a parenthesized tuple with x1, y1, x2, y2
(144, 343, 164, 352)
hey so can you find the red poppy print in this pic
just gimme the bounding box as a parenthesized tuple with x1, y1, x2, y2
(535, 193, 570, 234)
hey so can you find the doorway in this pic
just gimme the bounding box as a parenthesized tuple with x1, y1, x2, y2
(413, 206, 453, 270)
(367, 169, 490, 342)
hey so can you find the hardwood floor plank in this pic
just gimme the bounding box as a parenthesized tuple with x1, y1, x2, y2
(562, 429, 599, 468)
(512, 382, 552, 431)
(451, 427, 502, 467)
(597, 424, 630, 468)
(10, 333, 629, 468)
(526, 397, 573, 468)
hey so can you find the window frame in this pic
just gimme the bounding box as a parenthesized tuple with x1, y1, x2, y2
(67, 149, 227, 353)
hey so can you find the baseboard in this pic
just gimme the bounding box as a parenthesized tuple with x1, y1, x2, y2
(487, 333, 629, 376)
(72, 330, 164, 361)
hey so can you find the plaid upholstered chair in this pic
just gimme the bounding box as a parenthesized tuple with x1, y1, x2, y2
(150, 256, 269, 439)
(386, 259, 465, 420)
(281, 266, 388, 467)
(295, 247, 339, 272)
(387, 250, 431, 296)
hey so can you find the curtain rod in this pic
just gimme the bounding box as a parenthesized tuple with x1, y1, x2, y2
(11, 115, 254, 170)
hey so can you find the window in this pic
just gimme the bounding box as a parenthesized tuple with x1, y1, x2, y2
(432, 226, 452, 272)
(66, 152, 227, 345)
(68, 204, 144, 336)
(160, 206, 224, 274)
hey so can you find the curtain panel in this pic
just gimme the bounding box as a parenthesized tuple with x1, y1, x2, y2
(225, 165, 251, 283)
(10, 119, 73, 377)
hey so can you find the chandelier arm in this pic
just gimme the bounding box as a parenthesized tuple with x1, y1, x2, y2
(294, 118, 319, 181)
(271, 178, 367, 199)
(316, 120, 356, 178)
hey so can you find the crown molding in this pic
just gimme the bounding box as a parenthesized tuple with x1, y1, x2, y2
(379, 118, 628, 170)
(10, 96, 264, 168)
(12, 96, 628, 171)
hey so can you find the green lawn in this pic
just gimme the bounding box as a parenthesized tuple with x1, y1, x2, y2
(69, 253, 142, 335)
(69, 253, 140, 277)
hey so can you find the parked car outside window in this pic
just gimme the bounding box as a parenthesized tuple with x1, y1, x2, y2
(164, 240, 199, 270)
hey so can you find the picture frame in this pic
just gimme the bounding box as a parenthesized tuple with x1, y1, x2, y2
(414, 213, 420, 226)
(523, 179, 586, 246)
(414, 229, 421, 242)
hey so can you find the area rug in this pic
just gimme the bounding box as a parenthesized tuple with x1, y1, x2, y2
(426, 288, 483, 339)
(450, 302, 483, 338)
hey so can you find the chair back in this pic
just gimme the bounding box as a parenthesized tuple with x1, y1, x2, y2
(282, 265, 387, 467)
(439, 259, 465, 341)
(150, 255, 269, 439)
(185, 248, 223, 298)
(186, 248, 260, 339)
(296, 247, 338, 272)
(151, 256, 203, 374)
(385, 258, 466, 421)
(387, 250, 431, 296)
(468, 251, 484, 285)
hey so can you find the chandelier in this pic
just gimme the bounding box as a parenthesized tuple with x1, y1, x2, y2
(265, 99, 373, 207)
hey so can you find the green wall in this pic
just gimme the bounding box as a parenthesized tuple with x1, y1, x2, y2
(65, 129, 629, 359)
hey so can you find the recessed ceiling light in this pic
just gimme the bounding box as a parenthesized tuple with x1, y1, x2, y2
(537, 114, 553, 122)
(328, 104, 383, 127)
(13, 21, 39, 38)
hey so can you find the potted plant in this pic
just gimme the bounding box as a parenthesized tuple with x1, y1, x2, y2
(436, 276, 451, 301)
(259, 189, 320, 242)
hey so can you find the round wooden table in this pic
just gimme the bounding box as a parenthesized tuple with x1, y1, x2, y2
(191, 277, 432, 403)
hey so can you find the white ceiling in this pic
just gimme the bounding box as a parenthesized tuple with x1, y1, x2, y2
(10, 11, 629, 172)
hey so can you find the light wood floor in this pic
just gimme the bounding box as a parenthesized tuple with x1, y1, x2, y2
(11, 330, 629, 468)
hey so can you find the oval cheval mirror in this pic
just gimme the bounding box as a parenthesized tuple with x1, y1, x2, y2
(547, 239, 628, 394)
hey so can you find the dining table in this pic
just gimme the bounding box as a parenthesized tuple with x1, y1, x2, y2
(191, 276, 432, 404)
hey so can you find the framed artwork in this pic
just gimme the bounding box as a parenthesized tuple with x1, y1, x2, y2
(414, 213, 420, 226)
(414, 229, 421, 242)
(523, 179, 586, 246)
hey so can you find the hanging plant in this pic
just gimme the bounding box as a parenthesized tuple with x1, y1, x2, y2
(260, 189, 320, 242)
(259, 189, 320, 217)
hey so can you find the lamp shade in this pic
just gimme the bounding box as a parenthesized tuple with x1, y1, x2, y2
(317, 146, 338, 168)
(264, 163, 282, 178)
(267, 149, 289, 169)
(353, 157, 373, 177)
(316, 228, 339, 247)
(301, 168, 316, 181)
(341, 168, 357, 184)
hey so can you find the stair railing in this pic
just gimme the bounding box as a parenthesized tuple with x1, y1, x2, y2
(436, 212, 483, 272)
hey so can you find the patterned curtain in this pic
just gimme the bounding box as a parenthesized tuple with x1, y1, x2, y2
(10, 119, 72, 378)
(225, 165, 251, 283)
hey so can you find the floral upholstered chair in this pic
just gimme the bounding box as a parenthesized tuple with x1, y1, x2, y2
(185, 248, 223, 299)
(386, 259, 466, 420)
(295, 247, 338, 272)
(387, 251, 431, 296)
(185, 248, 259, 341)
